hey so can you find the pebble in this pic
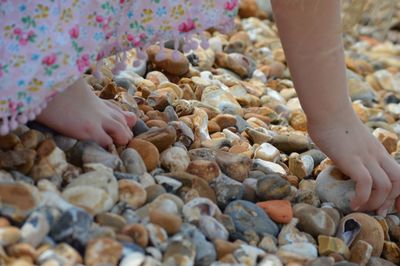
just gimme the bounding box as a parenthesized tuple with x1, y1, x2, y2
(149, 209, 182, 235)
(198, 215, 229, 241)
(381, 241, 400, 264)
(0, 226, 21, 246)
(278, 242, 318, 263)
(120, 148, 147, 175)
(118, 179, 147, 209)
(136, 126, 177, 152)
(49, 208, 92, 252)
(316, 166, 355, 214)
(81, 141, 122, 170)
(224, 200, 279, 239)
(84, 237, 123, 266)
(254, 143, 281, 162)
(212, 174, 244, 209)
(277, 218, 310, 246)
(160, 146, 190, 172)
(256, 200, 293, 224)
(147, 45, 190, 76)
(186, 160, 220, 183)
(349, 240, 373, 265)
(0, 182, 40, 222)
(215, 150, 251, 182)
(293, 203, 336, 238)
(337, 213, 384, 257)
(318, 235, 350, 259)
(256, 174, 291, 200)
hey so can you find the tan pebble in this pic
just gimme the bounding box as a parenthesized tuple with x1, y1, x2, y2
(136, 126, 177, 152)
(216, 150, 251, 182)
(6, 243, 36, 263)
(0, 134, 21, 150)
(53, 243, 82, 264)
(373, 128, 398, 154)
(160, 146, 190, 172)
(338, 213, 384, 257)
(147, 93, 169, 111)
(0, 226, 21, 246)
(95, 212, 127, 231)
(318, 235, 350, 259)
(0, 218, 10, 227)
(290, 110, 307, 132)
(145, 119, 168, 128)
(214, 239, 241, 260)
(148, 209, 182, 235)
(186, 160, 220, 183)
(85, 237, 123, 266)
(128, 138, 160, 171)
(6, 259, 34, 266)
(381, 241, 400, 264)
(118, 179, 147, 209)
(121, 224, 149, 247)
(284, 175, 299, 188)
(145, 184, 166, 203)
(349, 240, 373, 265)
(376, 217, 391, 241)
(208, 120, 221, 134)
(191, 177, 217, 203)
(0, 149, 36, 175)
(212, 114, 237, 130)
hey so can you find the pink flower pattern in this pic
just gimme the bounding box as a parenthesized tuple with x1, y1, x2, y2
(0, 0, 238, 122)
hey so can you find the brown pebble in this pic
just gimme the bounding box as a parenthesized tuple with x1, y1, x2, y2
(136, 126, 177, 152)
(148, 209, 182, 235)
(186, 160, 220, 183)
(128, 138, 160, 171)
(214, 239, 240, 260)
(145, 119, 168, 128)
(85, 237, 123, 266)
(118, 179, 147, 209)
(6, 243, 36, 263)
(121, 224, 149, 247)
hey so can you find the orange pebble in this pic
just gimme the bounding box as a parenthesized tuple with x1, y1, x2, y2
(256, 200, 293, 224)
(0, 217, 10, 227)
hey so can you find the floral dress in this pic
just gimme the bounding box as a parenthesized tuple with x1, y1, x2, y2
(0, 0, 238, 135)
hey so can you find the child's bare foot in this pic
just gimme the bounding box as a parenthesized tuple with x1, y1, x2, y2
(37, 78, 136, 147)
(307, 109, 400, 215)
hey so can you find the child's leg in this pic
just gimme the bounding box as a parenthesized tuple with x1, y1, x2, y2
(271, 0, 400, 214)
(37, 77, 136, 147)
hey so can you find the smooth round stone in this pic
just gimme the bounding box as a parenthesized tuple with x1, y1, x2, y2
(132, 119, 150, 136)
(301, 149, 327, 166)
(120, 148, 147, 176)
(0, 226, 21, 246)
(154, 175, 182, 193)
(182, 197, 221, 223)
(253, 159, 287, 176)
(258, 234, 278, 253)
(256, 200, 293, 224)
(254, 143, 280, 162)
(198, 215, 229, 241)
(216, 151, 251, 182)
(84, 237, 123, 266)
(293, 203, 336, 238)
(163, 239, 196, 266)
(349, 240, 373, 265)
(160, 146, 190, 172)
(316, 166, 355, 214)
(201, 86, 244, 116)
(256, 174, 291, 201)
(188, 148, 217, 161)
(180, 223, 217, 266)
(270, 133, 310, 153)
(211, 174, 244, 209)
(224, 200, 279, 239)
(347, 69, 376, 103)
(149, 209, 182, 235)
(367, 256, 397, 266)
(62, 186, 114, 215)
(50, 208, 92, 252)
(0, 182, 40, 222)
(278, 218, 309, 246)
(145, 184, 167, 203)
(118, 179, 147, 209)
(21, 206, 61, 248)
(95, 212, 127, 231)
(136, 126, 177, 152)
(146, 223, 168, 251)
(81, 141, 122, 170)
(278, 242, 318, 262)
(119, 252, 146, 266)
(186, 160, 220, 183)
(337, 213, 384, 257)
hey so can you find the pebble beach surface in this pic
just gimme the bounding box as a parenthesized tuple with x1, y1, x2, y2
(1, 1, 400, 265)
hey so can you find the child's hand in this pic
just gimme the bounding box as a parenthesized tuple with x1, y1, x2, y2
(308, 113, 400, 216)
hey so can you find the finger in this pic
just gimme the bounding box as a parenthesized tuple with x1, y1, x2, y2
(376, 199, 393, 217)
(103, 118, 132, 146)
(339, 160, 372, 211)
(380, 156, 400, 200)
(105, 101, 137, 129)
(362, 162, 392, 211)
(110, 109, 133, 136)
(396, 196, 400, 212)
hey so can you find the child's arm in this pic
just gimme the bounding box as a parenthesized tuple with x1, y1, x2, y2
(271, 0, 400, 214)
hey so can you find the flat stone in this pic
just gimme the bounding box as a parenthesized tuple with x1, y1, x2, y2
(224, 200, 279, 239)
(136, 126, 177, 152)
(256, 174, 291, 200)
(216, 151, 251, 182)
